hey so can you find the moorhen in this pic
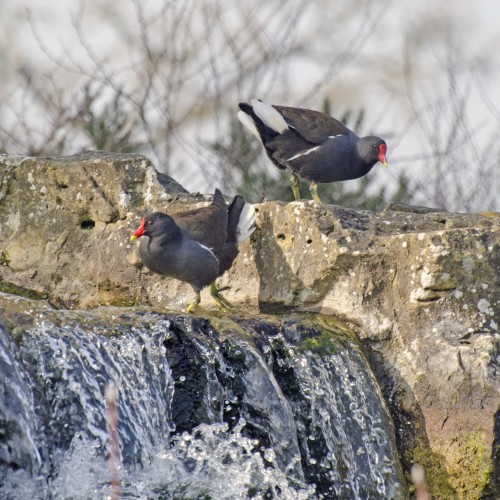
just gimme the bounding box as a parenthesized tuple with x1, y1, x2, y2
(131, 189, 255, 313)
(238, 99, 388, 204)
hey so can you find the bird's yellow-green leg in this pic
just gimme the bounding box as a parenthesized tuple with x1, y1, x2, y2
(309, 181, 322, 204)
(290, 174, 301, 201)
(186, 290, 201, 314)
(210, 282, 234, 310)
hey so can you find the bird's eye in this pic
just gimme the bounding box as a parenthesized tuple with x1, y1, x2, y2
(147, 219, 153, 225)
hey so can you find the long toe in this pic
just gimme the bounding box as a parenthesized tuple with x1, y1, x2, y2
(290, 174, 301, 201)
(218, 293, 235, 309)
(210, 283, 235, 310)
(309, 182, 323, 205)
(213, 295, 229, 311)
(186, 290, 201, 314)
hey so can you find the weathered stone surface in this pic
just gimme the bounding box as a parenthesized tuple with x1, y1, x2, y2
(1, 151, 499, 497)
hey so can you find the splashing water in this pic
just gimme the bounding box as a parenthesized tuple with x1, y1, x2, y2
(0, 294, 406, 499)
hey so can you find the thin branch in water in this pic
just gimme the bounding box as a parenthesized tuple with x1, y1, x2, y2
(105, 383, 121, 500)
(411, 463, 430, 500)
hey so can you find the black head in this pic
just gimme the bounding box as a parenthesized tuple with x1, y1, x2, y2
(357, 137, 388, 167)
(130, 212, 180, 241)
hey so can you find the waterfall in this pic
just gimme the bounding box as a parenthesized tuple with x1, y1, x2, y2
(0, 293, 406, 499)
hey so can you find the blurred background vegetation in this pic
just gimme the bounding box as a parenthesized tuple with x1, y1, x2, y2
(0, 0, 499, 211)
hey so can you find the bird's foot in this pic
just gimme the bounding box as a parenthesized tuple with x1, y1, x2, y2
(210, 283, 234, 311)
(185, 290, 201, 314)
(290, 174, 301, 201)
(309, 182, 322, 204)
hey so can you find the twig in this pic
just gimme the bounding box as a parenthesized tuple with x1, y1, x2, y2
(105, 383, 121, 500)
(411, 463, 430, 500)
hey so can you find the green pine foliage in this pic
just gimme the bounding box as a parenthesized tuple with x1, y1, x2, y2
(80, 87, 141, 153)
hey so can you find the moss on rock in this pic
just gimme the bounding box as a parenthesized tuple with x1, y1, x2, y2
(412, 431, 493, 499)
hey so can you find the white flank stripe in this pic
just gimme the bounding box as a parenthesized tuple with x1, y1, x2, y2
(287, 146, 321, 162)
(198, 243, 219, 264)
(237, 111, 260, 138)
(328, 134, 345, 139)
(251, 99, 288, 134)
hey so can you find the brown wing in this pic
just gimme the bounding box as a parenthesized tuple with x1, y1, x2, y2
(273, 105, 352, 144)
(171, 190, 228, 257)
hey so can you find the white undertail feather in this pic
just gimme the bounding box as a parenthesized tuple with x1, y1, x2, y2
(237, 111, 260, 138)
(251, 99, 288, 134)
(236, 202, 256, 243)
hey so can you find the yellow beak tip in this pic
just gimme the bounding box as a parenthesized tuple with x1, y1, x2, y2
(130, 235, 138, 241)
(383, 162, 389, 168)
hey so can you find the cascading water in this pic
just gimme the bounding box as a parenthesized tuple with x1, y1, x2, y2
(0, 292, 406, 499)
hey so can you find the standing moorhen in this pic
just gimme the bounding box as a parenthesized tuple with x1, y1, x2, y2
(130, 189, 255, 313)
(238, 99, 388, 204)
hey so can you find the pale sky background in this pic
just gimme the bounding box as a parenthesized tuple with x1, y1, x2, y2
(1, 0, 499, 210)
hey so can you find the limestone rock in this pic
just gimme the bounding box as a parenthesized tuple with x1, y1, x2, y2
(1, 151, 499, 497)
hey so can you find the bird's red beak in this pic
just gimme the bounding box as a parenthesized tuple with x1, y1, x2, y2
(130, 217, 145, 241)
(378, 144, 388, 167)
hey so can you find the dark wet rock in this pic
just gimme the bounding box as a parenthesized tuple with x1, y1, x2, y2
(0, 293, 405, 498)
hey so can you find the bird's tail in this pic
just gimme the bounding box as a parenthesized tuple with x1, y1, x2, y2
(212, 188, 227, 209)
(238, 99, 288, 139)
(226, 195, 256, 244)
(236, 201, 256, 243)
(217, 195, 256, 277)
